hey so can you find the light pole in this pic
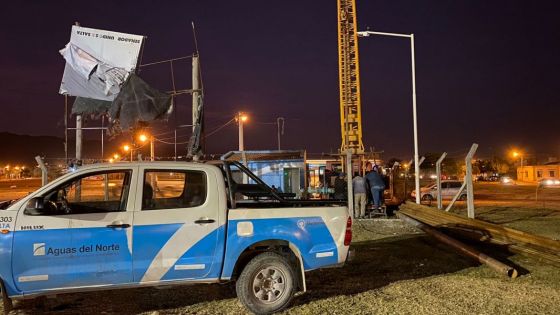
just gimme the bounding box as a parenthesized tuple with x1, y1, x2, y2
(237, 112, 248, 151)
(138, 133, 155, 161)
(513, 151, 523, 181)
(357, 30, 421, 204)
(123, 144, 132, 161)
(277, 117, 285, 151)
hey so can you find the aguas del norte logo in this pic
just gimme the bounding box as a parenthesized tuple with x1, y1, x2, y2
(33, 243, 46, 256)
(33, 242, 120, 256)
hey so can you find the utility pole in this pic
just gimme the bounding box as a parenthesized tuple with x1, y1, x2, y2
(238, 112, 246, 151)
(76, 115, 82, 164)
(277, 117, 285, 150)
(150, 137, 155, 161)
(64, 95, 68, 163)
(192, 55, 200, 135)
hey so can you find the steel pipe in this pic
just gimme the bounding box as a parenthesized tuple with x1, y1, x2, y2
(399, 213, 518, 279)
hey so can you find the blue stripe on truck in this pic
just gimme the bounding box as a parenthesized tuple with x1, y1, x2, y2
(221, 217, 338, 279)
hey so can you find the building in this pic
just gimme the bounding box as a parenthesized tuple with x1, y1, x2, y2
(517, 162, 560, 182)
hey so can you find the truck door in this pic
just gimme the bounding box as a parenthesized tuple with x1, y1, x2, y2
(12, 168, 135, 292)
(132, 167, 223, 283)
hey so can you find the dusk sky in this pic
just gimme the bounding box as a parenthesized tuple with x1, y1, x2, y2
(1, 1, 560, 160)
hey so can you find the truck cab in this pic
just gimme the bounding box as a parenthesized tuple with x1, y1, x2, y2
(0, 161, 351, 314)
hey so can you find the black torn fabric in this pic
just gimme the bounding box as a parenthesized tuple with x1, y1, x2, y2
(108, 74, 172, 130)
(71, 97, 112, 115)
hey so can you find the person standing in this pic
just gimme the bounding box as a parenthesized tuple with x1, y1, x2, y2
(334, 172, 347, 200)
(366, 164, 385, 210)
(352, 172, 367, 218)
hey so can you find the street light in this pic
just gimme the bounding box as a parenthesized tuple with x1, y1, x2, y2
(138, 133, 155, 161)
(357, 30, 420, 204)
(122, 144, 133, 161)
(512, 150, 524, 181)
(237, 112, 248, 151)
(138, 134, 148, 143)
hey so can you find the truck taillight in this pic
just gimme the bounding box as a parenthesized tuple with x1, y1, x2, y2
(344, 216, 352, 246)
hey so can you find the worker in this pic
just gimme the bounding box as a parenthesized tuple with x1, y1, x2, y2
(352, 172, 367, 218)
(366, 164, 385, 210)
(334, 172, 347, 200)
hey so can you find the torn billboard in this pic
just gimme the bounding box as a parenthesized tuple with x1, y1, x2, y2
(59, 25, 174, 133)
(59, 25, 144, 101)
(109, 74, 173, 131)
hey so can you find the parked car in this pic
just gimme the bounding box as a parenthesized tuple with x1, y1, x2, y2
(501, 176, 515, 185)
(538, 178, 560, 187)
(411, 180, 467, 201)
(0, 161, 352, 315)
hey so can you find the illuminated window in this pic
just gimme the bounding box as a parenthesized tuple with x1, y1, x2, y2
(142, 170, 207, 210)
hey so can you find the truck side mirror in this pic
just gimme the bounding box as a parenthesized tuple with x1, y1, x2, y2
(24, 197, 47, 216)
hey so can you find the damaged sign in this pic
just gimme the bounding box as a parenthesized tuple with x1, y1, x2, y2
(59, 25, 144, 101)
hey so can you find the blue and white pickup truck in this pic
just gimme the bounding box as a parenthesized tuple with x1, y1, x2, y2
(0, 161, 352, 314)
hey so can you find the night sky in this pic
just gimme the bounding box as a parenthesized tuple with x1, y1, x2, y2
(1, 1, 559, 160)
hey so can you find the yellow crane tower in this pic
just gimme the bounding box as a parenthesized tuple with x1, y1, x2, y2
(337, 0, 364, 155)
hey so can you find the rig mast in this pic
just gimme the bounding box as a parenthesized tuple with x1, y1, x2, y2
(337, 0, 364, 154)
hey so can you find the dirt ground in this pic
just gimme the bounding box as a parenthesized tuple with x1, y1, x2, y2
(1, 181, 560, 314)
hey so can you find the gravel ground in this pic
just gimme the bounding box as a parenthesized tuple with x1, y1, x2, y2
(3, 215, 560, 315)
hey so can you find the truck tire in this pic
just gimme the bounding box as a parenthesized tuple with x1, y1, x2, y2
(236, 252, 296, 315)
(0, 279, 13, 315)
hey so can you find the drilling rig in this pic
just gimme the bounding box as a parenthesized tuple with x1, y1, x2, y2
(337, 0, 364, 156)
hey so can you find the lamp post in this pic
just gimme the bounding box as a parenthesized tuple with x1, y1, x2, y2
(138, 133, 155, 161)
(357, 30, 420, 204)
(513, 151, 523, 181)
(277, 117, 285, 151)
(123, 144, 132, 161)
(237, 112, 248, 151)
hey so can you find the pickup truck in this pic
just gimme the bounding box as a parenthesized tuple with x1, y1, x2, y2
(0, 161, 352, 314)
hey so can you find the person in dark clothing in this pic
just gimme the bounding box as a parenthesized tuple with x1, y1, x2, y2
(333, 172, 347, 200)
(365, 164, 385, 209)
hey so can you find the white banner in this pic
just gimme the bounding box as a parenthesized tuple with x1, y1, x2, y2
(59, 25, 144, 101)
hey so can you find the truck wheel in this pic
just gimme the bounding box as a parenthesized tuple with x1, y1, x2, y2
(236, 252, 296, 315)
(0, 279, 13, 314)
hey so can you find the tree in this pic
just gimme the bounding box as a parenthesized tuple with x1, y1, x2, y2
(491, 157, 511, 175)
(443, 158, 461, 177)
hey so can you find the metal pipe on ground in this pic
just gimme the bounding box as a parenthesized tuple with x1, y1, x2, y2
(399, 213, 518, 279)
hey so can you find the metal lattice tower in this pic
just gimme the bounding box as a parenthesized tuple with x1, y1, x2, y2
(337, 0, 364, 154)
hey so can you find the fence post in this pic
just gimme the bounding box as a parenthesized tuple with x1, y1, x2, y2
(465, 144, 479, 218)
(34, 156, 48, 186)
(436, 152, 447, 209)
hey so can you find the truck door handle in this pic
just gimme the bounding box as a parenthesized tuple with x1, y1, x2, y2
(107, 221, 131, 229)
(194, 218, 215, 224)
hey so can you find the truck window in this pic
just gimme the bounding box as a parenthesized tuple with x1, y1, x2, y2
(142, 170, 207, 210)
(41, 170, 131, 215)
